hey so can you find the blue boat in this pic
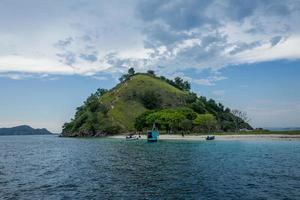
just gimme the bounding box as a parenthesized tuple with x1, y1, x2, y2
(147, 124, 159, 142)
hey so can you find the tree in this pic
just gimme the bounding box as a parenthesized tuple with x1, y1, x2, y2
(199, 96, 207, 103)
(206, 99, 221, 111)
(225, 107, 231, 113)
(160, 76, 166, 81)
(176, 107, 197, 120)
(128, 67, 135, 76)
(190, 100, 206, 114)
(218, 103, 224, 111)
(174, 77, 191, 91)
(140, 91, 162, 109)
(180, 119, 193, 134)
(96, 88, 108, 97)
(134, 111, 155, 131)
(193, 114, 218, 133)
(185, 92, 197, 104)
(136, 107, 196, 134)
(168, 111, 188, 133)
(157, 111, 184, 133)
(119, 77, 124, 82)
(231, 109, 250, 132)
(174, 77, 183, 87)
(183, 81, 191, 91)
(147, 70, 155, 76)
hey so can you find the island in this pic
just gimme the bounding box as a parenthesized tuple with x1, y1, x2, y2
(62, 68, 252, 137)
(0, 125, 53, 136)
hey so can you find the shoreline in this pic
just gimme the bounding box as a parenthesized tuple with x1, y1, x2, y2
(108, 134, 300, 141)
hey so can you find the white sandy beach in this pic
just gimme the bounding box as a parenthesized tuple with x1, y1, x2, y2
(108, 134, 300, 141)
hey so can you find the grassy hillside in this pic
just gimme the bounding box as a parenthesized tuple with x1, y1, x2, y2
(100, 74, 187, 131)
(62, 71, 252, 136)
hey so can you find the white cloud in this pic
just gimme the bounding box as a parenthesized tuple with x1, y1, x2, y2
(0, 55, 74, 74)
(0, 0, 148, 78)
(233, 36, 300, 63)
(193, 76, 227, 86)
(0, 73, 32, 80)
(0, 0, 299, 79)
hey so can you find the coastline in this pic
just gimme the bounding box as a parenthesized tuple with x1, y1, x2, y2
(108, 134, 300, 141)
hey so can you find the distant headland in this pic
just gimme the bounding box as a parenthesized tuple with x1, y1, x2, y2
(0, 125, 53, 136)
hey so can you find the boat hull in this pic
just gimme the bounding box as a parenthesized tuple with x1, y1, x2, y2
(147, 131, 158, 142)
(206, 136, 215, 140)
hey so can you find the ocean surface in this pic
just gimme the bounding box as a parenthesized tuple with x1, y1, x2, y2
(1, 135, 300, 200)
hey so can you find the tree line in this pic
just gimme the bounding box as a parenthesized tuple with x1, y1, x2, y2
(135, 107, 219, 134)
(119, 68, 191, 92)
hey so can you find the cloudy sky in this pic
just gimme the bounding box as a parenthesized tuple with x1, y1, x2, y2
(0, 0, 299, 132)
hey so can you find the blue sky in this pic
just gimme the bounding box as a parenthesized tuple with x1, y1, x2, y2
(0, 0, 299, 132)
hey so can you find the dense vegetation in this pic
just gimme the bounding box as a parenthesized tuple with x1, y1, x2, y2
(62, 88, 122, 136)
(62, 68, 252, 136)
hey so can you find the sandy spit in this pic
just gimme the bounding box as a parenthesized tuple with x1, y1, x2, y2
(108, 134, 300, 141)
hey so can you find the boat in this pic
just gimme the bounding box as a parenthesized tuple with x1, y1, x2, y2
(147, 123, 159, 142)
(126, 134, 139, 140)
(206, 135, 215, 140)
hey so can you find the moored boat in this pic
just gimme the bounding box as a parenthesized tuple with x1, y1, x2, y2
(206, 135, 215, 140)
(147, 123, 159, 142)
(126, 134, 139, 140)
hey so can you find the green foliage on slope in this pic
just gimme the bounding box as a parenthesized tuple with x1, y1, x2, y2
(62, 70, 252, 136)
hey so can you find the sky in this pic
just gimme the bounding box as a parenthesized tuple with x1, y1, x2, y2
(0, 0, 299, 132)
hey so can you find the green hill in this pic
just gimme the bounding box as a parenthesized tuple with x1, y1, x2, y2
(101, 74, 187, 131)
(0, 125, 52, 136)
(62, 71, 252, 137)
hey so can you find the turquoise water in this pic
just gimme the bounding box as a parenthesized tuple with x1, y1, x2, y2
(1, 135, 300, 199)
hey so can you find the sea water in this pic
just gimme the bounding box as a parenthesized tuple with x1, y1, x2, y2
(1, 135, 300, 199)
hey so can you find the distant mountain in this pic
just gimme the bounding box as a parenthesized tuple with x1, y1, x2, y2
(0, 125, 53, 136)
(264, 127, 300, 131)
